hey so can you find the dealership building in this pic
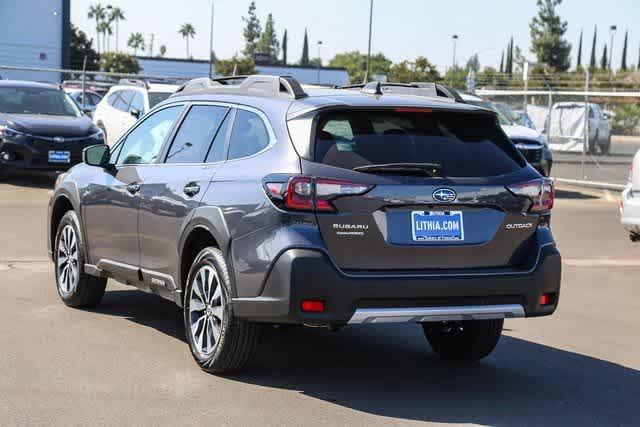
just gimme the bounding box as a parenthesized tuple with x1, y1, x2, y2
(0, 0, 71, 82)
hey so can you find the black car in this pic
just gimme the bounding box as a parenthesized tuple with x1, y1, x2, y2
(48, 76, 561, 373)
(0, 80, 105, 175)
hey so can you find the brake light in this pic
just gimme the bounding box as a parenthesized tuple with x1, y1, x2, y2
(507, 178, 554, 212)
(394, 107, 433, 113)
(265, 176, 373, 212)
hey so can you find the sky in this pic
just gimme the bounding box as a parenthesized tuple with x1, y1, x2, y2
(71, 0, 640, 73)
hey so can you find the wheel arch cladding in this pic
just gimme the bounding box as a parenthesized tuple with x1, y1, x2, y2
(180, 226, 221, 296)
(50, 195, 75, 255)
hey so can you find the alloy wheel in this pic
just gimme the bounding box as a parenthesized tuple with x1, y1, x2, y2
(189, 265, 225, 358)
(57, 225, 79, 296)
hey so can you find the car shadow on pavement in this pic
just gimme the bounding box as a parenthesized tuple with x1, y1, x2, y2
(554, 188, 599, 200)
(94, 289, 639, 426)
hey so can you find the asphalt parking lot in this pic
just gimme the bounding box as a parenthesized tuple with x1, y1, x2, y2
(1, 175, 639, 426)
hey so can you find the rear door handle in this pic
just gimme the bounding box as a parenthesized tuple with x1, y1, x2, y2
(183, 183, 201, 197)
(126, 183, 140, 194)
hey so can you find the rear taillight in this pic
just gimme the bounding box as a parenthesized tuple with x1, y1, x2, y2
(264, 176, 373, 212)
(507, 178, 554, 212)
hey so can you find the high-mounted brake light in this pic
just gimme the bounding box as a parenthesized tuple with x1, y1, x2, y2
(394, 107, 433, 113)
(264, 176, 373, 212)
(507, 178, 554, 212)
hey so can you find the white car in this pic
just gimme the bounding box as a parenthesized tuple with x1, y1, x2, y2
(93, 80, 178, 145)
(621, 150, 640, 241)
(64, 88, 103, 115)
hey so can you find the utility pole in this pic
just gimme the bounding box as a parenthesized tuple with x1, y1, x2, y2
(364, 0, 374, 83)
(317, 41, 323, 83)
(149, 34, 155, 57)
(451, 34, 459, 86)
(209, 0, 215, 78)
(609, 25, 617, 77)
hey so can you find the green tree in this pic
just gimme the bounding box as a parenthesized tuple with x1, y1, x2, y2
(179, 23, 196, 59)
(300, 29, 310, 66)
(257, 13, 279, 63)
(329, 51, 391, 83)
(499, 51, 504, 73)
(215, 55, 257, 76)
(388, 56, 440, 83)
(612, 104, 640, 135)
(281, 29, 288, 65)
(621, 30, 628, 71)
(127, 32, 145, 56)
(529, 0, 571, 71)
(242, 1, 261, 58)
(97, 20, 112, 53)
(506, 37, 514, 75)
(600, 44, 608, 70)
(87, 3, 106, 54)
(70, 24, 99, 70)
(109, 7, 125, 52)
(159, 45, 167, 57)
(99, 52, 140, 74)
(443, 65, 467, 89)
(466, 54, 480, 72)
(589, 26, 597, 70)
(576, 29, 583, 69)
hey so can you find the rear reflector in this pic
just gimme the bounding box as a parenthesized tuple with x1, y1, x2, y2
(539, 293, 552, 306)
(301, 300, 325, 313)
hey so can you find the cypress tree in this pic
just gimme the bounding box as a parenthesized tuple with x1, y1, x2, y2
(589, 26, 597, 70)
(300, 28, 309, 66)
(576, 29, 583, 69)
(600, 44, 607, 70)
(499, 51, 504, 73)
(282, 29, 288, 65)
(621, 30, 628, 71)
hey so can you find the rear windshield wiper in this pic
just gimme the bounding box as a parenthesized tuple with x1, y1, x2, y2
(353, 163, 442, 177)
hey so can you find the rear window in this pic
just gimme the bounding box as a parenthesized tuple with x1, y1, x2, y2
(314, 110, 524, 177)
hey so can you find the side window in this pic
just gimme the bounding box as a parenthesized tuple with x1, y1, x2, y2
(205, 109, 234, 163)
(165, 105, 229, 164)
(227, 109, 271, 160)
(129, 91, 145, 114)
(116, 106, 182, 166)
(107, 91, 120, 107)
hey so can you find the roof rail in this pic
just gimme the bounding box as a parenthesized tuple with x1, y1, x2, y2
(118, 78, 148, 89)
(172, 74, 308, 100)
(339, 81, 464, 102)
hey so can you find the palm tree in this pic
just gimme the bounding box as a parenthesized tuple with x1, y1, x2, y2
(127, 33, 145, 57)
(87, 3, 106, 54)
(97, 21, 112, 53)
(179, 23, 196, 59)
(109, 7, 125, 52)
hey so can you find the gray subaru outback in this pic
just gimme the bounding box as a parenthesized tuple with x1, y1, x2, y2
(48, 76, 561, 373)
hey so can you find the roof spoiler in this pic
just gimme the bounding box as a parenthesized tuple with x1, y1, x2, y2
(172, 74, 308, 100)
(338, 81, 465, 103)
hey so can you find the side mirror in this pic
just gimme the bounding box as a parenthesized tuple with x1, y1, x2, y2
(130, 108, 141, 119)
(83, 144, 112, 169)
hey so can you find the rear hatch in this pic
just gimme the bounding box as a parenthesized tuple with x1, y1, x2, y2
(298, 108, 544, 271)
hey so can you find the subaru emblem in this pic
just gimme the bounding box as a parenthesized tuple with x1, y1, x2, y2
(53, 136, 65, 143)
(432, 188, 457, 203)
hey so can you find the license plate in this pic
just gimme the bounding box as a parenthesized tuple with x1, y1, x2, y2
(48, 151, 70, 164)
(411, 211, 464, 242)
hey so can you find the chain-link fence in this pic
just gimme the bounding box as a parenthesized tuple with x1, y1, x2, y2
(469, 71, 640, 187)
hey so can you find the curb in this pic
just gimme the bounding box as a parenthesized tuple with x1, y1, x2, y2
(554, 178, 626, 191)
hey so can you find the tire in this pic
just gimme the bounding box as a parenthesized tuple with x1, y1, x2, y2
(183, 247, 261, 374)
(587, 132, 598, 154)
(422, 319, 504, 362)
(54, 211, 107, 308)
(601, 134, 611, 155)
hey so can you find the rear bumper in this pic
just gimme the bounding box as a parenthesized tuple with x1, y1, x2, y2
(232, 242, 562, 326)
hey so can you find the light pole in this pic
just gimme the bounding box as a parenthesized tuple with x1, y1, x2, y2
(364, 0, 374, 83)
(609, 25, 617, 75)
(316, 41, 323, 83)
(209, 0, 215, 78)
(451, 34, 459, 86)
